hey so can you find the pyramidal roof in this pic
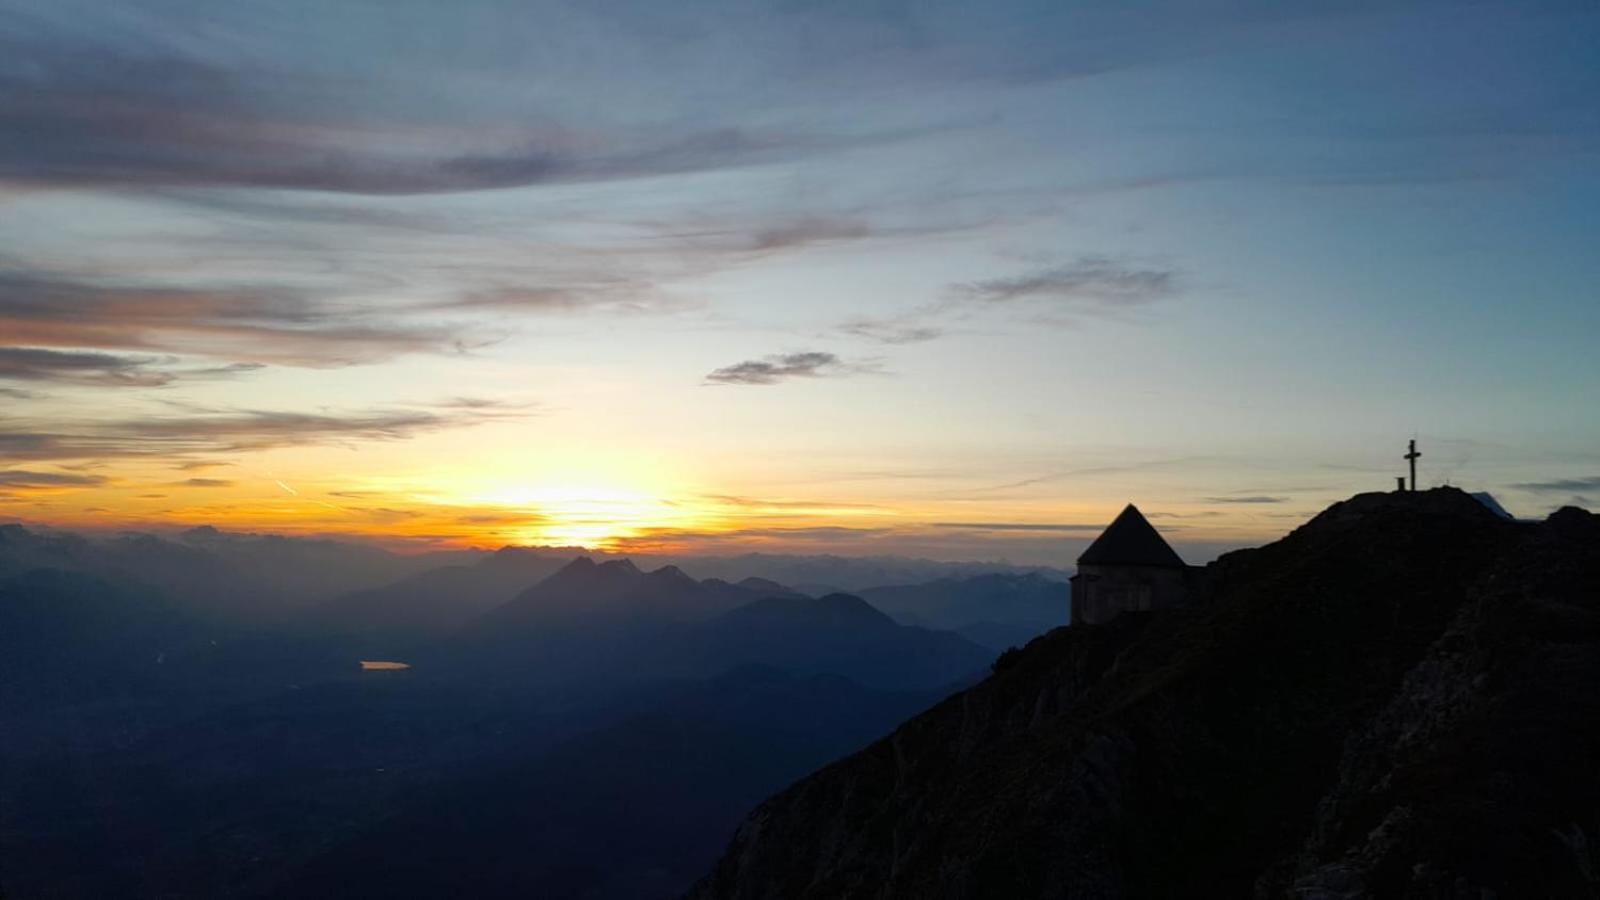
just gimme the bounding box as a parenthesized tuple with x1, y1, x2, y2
(1077, 504, 1186, 568)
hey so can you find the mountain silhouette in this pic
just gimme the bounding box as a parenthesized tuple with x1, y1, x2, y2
(649, 592, 992, 690)
(436, 561, 989, 693)
(310, 547, 578, 653)
(856, 571, 1068, 647)
(690, 489, 1600, 899)
(0, 522, 463, 625)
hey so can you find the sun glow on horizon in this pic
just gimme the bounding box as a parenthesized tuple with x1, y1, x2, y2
(466, 483, 716, 550)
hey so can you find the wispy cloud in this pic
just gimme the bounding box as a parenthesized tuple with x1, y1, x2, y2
(449, 284, 689, 317)
(0, 347, 172, 387)
(1203, 495, 1288, 504)
(178, 478, 235, 488)
(838, 317, 945, 345)
(973, 457, 1214, 494)
(747, 218, 872, 252)
(0, 34, 902, 197)
(0, 401, 528, 463)
(951, 256, 1179, 310)
(699, 494, 884, 514)
(1510, 476, 1600, 493)
(432, 396, 541, 412)
(929, 521, 1105, 532)
(704, 351, 880, 386)
(173, 460, 233, 471)
(0, 346, 262, 387)
(0, 272, 462, 368)
(0, 469, 108, 488)
(837, 256, 1183, 345)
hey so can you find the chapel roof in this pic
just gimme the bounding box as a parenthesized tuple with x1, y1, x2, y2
(1077, 503, 1187, 568)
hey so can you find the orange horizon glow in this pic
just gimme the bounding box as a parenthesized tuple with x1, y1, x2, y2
(1, 454, 1308, 565)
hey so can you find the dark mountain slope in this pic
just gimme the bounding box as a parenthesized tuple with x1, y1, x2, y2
(1269, 503, 1600, 896)
(690, 489, 1600, 899)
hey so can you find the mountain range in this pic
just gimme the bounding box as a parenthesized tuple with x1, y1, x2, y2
(857, 571, 1067, 649)
(433, 558, 994, 693)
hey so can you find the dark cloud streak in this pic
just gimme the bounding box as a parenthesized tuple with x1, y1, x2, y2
(0, 469, 108, 488)
(0, 36, 905, 197)
(704, 352, 878, 386)
(0, 346, 264, 387)
(929, 521, 1105, 532)
(0, 272, 460, 368)
(952, 257, 1179, 309)
(0, 402, 527, 463)
(1510, 476, 1600, 493)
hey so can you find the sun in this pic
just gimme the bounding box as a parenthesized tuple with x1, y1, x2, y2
(474, 483, 708, 549)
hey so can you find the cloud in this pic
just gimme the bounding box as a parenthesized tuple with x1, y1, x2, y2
(699, 494, 884, 513)
(0, 346, 266, 387)
(0, 401, 526, 463)
(617, 525, 899, 551)
(450, 284, 689, 317)
(704, 351, 879, 386)
(1510, 476, 1600, 493)
(836, 256, 1182, 345)
(0, 34, 898, 197)
(0, 347, 174, 387)
(178, 478, 234, 488)
(929, 522, 1105, 532)
(0, 272, 458, 368)
(972, 457, 1213, 494)
(838, 318, 945, 345)
(432, 396, 540, 411)
(952, 256, 1179, 309)
(1203, 495, 1288, 504)
(748, 218, 872, 252)
(0, 469, 108, 488)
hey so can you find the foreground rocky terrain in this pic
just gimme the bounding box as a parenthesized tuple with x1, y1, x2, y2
(691, 489, 1600, 898)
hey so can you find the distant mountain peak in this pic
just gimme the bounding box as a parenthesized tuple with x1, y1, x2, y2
(814, 593, 895, 624)
(530, 556, 645, 593)
(646, 564, 697, 585)
(737, 576, 793, 595)
(722, 593, 896, 631)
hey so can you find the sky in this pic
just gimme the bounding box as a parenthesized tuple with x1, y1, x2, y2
(1, 0, 1597, 564)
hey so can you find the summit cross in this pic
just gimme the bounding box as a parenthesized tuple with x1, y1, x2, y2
(1404, 439, 1422, 491)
